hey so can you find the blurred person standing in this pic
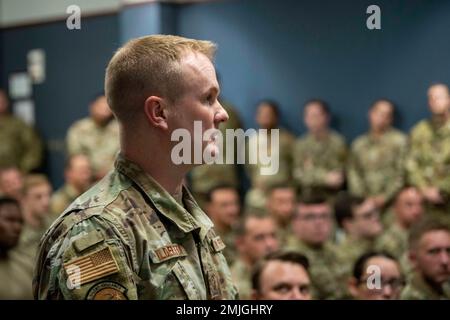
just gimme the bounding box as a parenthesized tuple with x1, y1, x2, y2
(347, 99, 407, 212)
(66, 94, 119, 181)
(245, 100, 295, 210)
(406, 83, 450, 223)
(293, 99, 347, 202)
(0, 89, 43, 173)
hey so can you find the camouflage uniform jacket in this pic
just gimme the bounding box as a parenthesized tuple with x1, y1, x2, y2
(0, 114, 43, 172)
(286, 237, 348, 299)
(66, 117, 120, 178)
(33, 154, 238, 300)
(400, 272, 450, 300)
(292, 130, 347, 201)
(347, 128, 407, 202)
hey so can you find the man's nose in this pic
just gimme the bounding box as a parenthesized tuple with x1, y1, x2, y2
(439, 251, 450, 266)
(214, 101, 229, 124)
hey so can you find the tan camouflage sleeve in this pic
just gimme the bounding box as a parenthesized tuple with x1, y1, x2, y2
(34, 215, 138, 300)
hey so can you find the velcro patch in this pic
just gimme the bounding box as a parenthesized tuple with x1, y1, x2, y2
(64, 246, 119, 288)
(154, 244, 187, 262)
(211, 236, 226, 253)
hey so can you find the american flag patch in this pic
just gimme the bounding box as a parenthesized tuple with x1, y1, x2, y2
(64, 247, 120, 287)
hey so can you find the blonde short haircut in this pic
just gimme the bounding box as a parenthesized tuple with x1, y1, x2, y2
(23, 174, 50, 195)
(105, 34, 217, 124)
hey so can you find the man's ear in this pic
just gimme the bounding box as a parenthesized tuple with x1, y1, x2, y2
(144, 96, 169, 130)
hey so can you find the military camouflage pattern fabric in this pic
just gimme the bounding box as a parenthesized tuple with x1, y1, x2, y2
(287, 237, 348, 299)
(0, 225, 41, 300)
(0, 115, 43, 172)
(406, 118, 450, 217)
(66, 117, 119, 178)
(375, 224, 412, 276)
(50, 183, 80, 218)
(230, 258, 252, 300)
(50, 183, 81, 220)
(33, 154, 238, 300)
(347, 129, 407, 202)
(400, 272, 450, 300)
(190, 102, 243, 208)
(245, 128, 294, 210)
(337, 236, 376, 276)
(292, 130, 347, 201)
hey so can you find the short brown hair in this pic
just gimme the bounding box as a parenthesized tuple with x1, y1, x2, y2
(23, 174, 50, 194)
(251, 251, 309, 292)
(105, 35, 217, 124)
(409, 218, 450, 250)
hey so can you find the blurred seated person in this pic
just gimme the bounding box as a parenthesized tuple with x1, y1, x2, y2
(0, 166, 24, 201)
(205, 184, 240, 264)
(251, 251, 312, 300)
(266, 183, 296, 246)
(401, 219, 450, 299)
(50, 154, 93, 219)
(231, 212, 279, 299)
(348, 251, 404, 300)
(0, 197, 34, 299)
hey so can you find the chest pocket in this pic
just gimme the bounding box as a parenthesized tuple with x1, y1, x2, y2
(148, 244, 203, 300)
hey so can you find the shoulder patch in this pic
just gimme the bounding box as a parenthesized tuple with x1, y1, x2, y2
(73, 230, 104, 252)
(86, 282, 128, 300)
(64, 246, 120, 287)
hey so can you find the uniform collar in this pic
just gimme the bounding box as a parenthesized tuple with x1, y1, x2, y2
(114, 154, 213, 240)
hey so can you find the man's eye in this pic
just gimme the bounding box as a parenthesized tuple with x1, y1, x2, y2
(274, 284, 290, 294)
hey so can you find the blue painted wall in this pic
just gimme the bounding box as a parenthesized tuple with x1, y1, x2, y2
(2, 0, 450, 187)
(1, 14, 119, 187)
(177, 0, 450, 140)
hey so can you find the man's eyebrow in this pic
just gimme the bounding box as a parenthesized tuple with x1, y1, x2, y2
(203, 85, 220, 96)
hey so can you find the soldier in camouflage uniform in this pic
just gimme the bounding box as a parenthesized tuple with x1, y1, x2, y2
(66, 94, 119, 181)
(347, 99, 407, 211)
(348, 252, 404, 300)
(50, 154, 93, 219)
(266, 184, 296, 246)
(287, 198, 348, 299)
(376, 186, 424, 275)
(406, 84, 450, 223)
(0, 89, 43, 173)
(20, 175, 53, 256)
(231, 213, 279, 299)
(0, 166, 24, 201)
(34, 35, 237, 300)
(293, 99, 347, 202)
(190, 101, 243, 210)
(401, 219, 450, 299)
(245, 100, 295, 210)
(0, 197, 34, 299)
(334, 193, 383, 276)
(204, 185, 241, 265)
